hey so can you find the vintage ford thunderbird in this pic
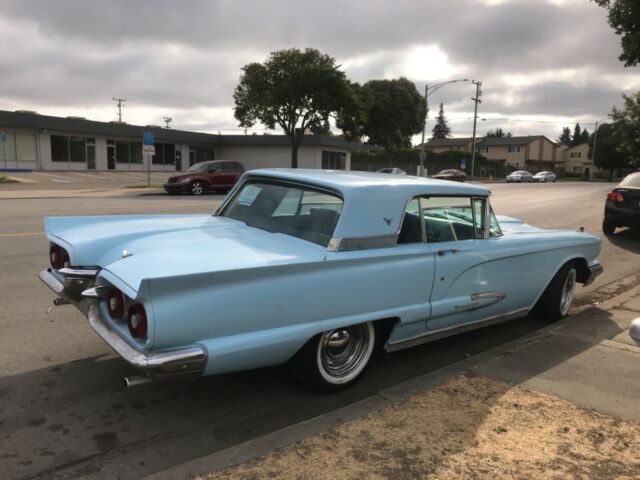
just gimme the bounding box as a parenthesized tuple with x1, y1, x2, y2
(39, 170, 603, 390)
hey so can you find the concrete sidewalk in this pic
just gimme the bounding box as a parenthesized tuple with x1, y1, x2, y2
(148, 285, 640, 479)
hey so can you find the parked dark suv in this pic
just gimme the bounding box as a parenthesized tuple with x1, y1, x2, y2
(164, 160, 245, 195)
(603, 172, 640, 235)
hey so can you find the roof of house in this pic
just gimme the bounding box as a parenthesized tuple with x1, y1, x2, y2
(480, 135, 553, 146)
(424, 137, 477, 147)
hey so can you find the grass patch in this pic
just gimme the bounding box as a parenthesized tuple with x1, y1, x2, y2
(0, 174, 18, 184)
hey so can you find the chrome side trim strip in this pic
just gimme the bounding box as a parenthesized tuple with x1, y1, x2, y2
(386, 307, 529, 353)
(471, 291, 506, 301)
(87, 303, 207, 380)
(328, 234, 399, 252)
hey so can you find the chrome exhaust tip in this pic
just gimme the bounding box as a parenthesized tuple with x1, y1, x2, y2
(123, 375, 153, 388)
(53, 297, 71, 306)
(630, 318, 640, 345)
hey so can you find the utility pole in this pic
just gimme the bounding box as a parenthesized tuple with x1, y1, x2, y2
(163, 117, 172, 129)
(112, 97, 126, 122)
(419, 84, 429, 177)
(591, 120, 599, 182)
(470, 80, 482, 181)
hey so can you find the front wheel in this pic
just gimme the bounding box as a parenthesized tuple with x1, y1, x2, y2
(534, 263, 577, 322)
(296, 322, 375, 392)
(189, 181, 204, 196)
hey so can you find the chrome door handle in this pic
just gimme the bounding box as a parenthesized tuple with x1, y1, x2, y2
(437, 249, 459, 256)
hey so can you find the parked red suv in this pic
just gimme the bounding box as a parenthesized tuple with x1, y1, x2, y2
(164, 160, 245, 195)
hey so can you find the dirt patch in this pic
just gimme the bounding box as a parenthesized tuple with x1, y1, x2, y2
(202, 374, 640, 480)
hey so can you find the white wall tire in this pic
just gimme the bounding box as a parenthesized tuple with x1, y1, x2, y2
(297, 322, 376, 392)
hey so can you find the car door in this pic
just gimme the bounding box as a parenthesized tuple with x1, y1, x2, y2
(206, 163, 224, 188)
(422, 195, 528, 331)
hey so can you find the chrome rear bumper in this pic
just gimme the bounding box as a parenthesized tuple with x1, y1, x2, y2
(39, 268, 207, 382)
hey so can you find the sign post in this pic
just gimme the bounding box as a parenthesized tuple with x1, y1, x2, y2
(142, 131, 155, 187)
(0, 132, 6, 169)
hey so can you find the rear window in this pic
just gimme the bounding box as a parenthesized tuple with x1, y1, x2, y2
(220, 179, 343, 247)
(620, 173, 640, 188)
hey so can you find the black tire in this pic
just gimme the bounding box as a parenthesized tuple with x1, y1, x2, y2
(189, 181, 204, 196)
(602, 220, 616, 236)
(294, 322, 376, 392)
(534, 262, 577, 322)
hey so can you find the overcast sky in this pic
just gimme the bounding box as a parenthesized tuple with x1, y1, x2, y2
(0, 0, 636, 141)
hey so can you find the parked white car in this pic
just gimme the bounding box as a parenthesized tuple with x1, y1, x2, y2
(533, 171, 557, 183)
(506, 171, 534, 183)
(376, 167, 407, 175)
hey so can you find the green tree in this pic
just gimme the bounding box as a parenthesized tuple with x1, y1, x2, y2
(610, 91, 640, 167)
(233, 48, 354, 168)
(486, 127, 511, 138)
(558, 126, 572, 145)
(581, 128, 590, 143)
(431, 103, 451, 139)
(594, 0, 640, 67)
(589, 123, 629, 180)
(571, 123, 583, 146)
(337, 78, 425, 150)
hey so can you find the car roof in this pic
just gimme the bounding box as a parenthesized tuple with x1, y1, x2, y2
(247, 169, 488, 196)
(239, 169, 490, 239)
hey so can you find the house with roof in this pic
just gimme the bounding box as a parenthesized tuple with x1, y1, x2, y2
(477, 135, 561, 171)
(423, 137, 479, 153)
(0, 110, 360, 172)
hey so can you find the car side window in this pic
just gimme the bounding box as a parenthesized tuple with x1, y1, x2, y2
(207, 164, 219, 173)
(398, 198, 423, 244)
(421, 196, 475, 243)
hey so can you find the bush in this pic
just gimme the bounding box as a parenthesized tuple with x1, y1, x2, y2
(351, 148, 507, 178)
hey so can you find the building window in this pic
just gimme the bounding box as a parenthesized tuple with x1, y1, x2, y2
(507, 145, 521, 153)
(152, 143, 176, 165)
(573, 166, 583, 173)
(477, 146, 488, 154)
(16, 133, 37, 162)
(51, 135, 94, 164)
(107, 140, 142, 165)
(570, 152, 581, 158)
(322, 151, 346, 170)
(189, 145, 215, 166)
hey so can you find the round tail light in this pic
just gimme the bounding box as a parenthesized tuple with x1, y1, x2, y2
(127, 304, 148, 339)
(107, 289, 125, 320)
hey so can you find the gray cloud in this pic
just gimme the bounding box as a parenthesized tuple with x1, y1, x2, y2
(0, 0, 634, 137)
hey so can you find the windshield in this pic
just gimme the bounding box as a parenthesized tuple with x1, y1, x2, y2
(511, 171, 526, 175)
(620, 172, 640, 188)
(220, 179, 343, 247)
(187, 162, 211, 172)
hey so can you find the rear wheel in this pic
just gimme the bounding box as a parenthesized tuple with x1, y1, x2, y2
(296, 322, 375, 392)
(189, 181, 204, 196)
(534, 263, 577, 322)
(602, 220, 616, 235)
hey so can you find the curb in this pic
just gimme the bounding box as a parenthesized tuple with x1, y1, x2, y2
(144, 281, 640, 480)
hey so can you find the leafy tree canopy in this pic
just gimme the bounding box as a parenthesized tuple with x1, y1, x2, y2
(594, 0, 640, 67)
(234, 48, 354, 168)
(589, 123, 629, 180)
(486, 127, 512, 138)
(558, 126, 572, 145)
(610, 91, 640, 166)
(431, 103, 451, 139)
(337, 77, 425, 150)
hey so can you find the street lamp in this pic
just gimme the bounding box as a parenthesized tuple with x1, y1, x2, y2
(419, 78, 469, 176)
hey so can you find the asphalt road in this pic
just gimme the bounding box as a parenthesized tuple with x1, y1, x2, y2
(1, 182, 639, 479)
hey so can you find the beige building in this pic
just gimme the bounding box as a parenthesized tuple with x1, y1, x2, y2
(423, 137, 478, 153)
(477, 135, 562, 171)
(558, 143, 601, 177)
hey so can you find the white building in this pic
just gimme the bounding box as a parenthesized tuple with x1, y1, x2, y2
(0, 110, 355, 172)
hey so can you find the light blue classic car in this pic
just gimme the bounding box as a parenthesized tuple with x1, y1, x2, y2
(39, 169, 603, 390)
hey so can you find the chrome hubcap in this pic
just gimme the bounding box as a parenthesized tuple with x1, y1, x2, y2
(191, 183, 203, 194)
(318, 323, 372, 381)
(560, 268, 576, 316)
